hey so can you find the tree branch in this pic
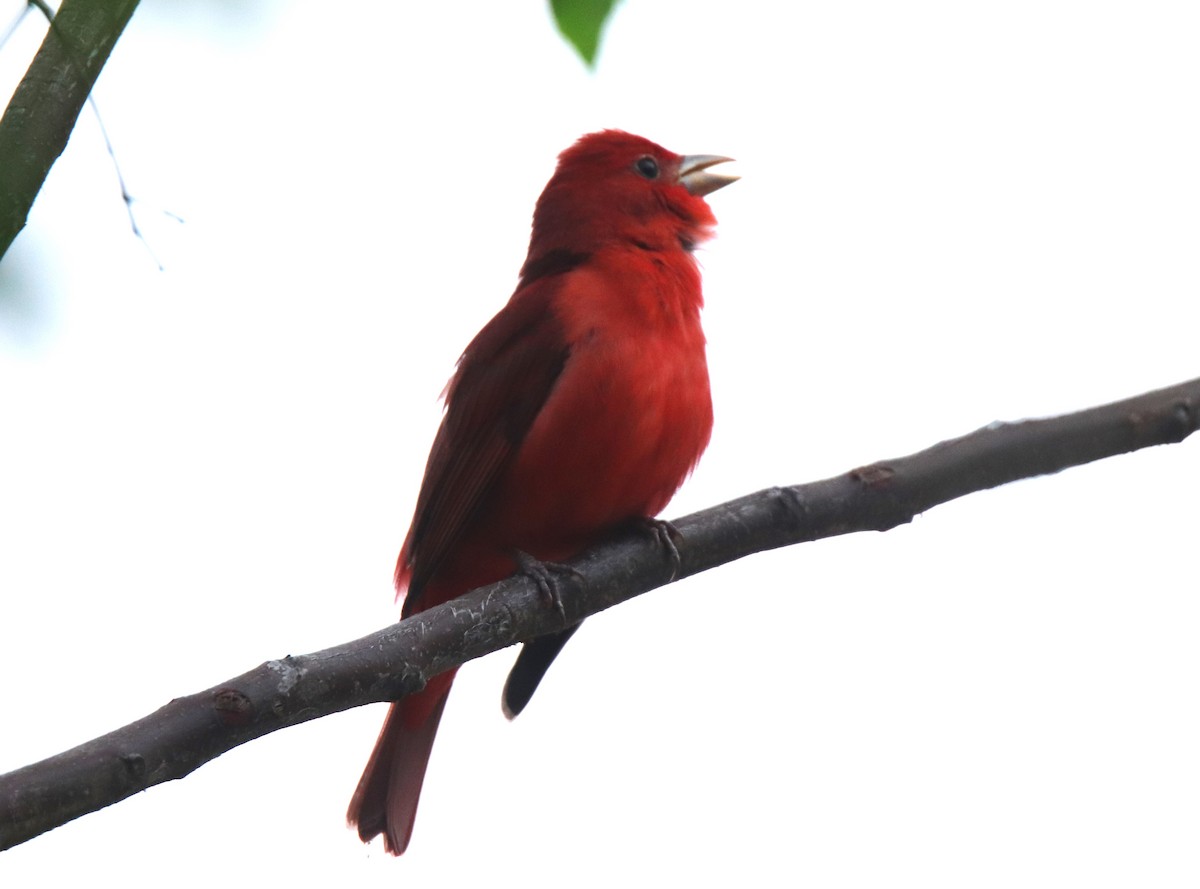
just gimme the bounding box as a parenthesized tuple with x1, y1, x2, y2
(1, 376, 1196, 850)
(0, 0, 140, 260)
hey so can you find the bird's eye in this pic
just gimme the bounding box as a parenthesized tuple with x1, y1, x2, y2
(634, 156, 659, 179)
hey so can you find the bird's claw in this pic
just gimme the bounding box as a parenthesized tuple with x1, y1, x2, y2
(635, 517, 683, 581)
(512, 550, 583, 619)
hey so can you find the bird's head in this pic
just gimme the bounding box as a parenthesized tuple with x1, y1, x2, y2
(522, 130, 737, 278)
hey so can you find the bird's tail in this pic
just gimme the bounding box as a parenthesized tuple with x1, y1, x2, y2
(501, 624, 582, 719)
(347, 669, 457, 855)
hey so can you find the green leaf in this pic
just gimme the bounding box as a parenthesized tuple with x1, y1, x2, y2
(549, 0, 619, 67)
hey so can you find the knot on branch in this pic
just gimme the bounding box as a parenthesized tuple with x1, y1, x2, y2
(118, 752, 145, 780)
(848, 463, 914, 532)
(1169, 399, 1198, 441)
(771, 486, 808, 527)
(850, 463, 896, 488)
(212, 688, 253, 727)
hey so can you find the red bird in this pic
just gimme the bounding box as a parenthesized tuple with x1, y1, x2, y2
(347, 130, 736, 854)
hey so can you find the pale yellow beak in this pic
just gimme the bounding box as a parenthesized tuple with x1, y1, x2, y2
(679, 154, 738, 197)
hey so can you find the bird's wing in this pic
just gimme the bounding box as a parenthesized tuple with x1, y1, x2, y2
(399, 276, 573, 614)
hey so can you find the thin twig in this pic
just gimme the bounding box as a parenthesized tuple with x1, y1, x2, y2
(19, 0, 174, 268)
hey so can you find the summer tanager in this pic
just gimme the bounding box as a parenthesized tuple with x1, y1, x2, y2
(347, 130, 736, 854)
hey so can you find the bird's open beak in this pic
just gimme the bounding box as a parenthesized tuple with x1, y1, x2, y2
(678, 155, 738, 197)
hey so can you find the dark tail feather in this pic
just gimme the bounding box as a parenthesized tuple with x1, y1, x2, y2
(347, 670, 456, 855)
(501, 623, 582, 719)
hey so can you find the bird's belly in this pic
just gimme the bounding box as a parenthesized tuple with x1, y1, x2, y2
(481, 334, 711, 558)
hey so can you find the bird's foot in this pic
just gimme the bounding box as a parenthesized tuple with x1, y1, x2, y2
(632, 516, 683, 581)
(512, 550, 583, 619)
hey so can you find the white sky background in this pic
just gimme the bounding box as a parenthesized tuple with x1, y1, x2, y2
(1, 0, 1198, 885)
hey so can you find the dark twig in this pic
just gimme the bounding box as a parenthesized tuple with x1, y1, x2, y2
(0, 376, 1196, 850)
(0, 0, 140, 260)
